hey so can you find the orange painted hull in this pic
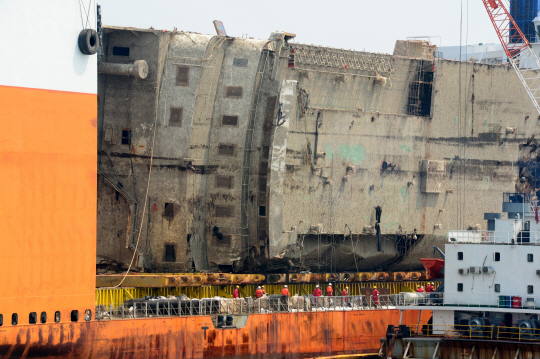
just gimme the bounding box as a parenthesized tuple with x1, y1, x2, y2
(0, 309, 430, 358)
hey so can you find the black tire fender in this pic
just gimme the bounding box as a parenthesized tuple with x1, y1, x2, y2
(78, 29, 99, 55)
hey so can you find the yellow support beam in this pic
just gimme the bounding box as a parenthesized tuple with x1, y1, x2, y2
(95, 280, 436, 306)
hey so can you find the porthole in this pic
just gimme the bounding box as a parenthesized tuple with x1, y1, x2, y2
(11, 313, 18, 325)
(71, 310, 79, 322)
(54, 311, 61, 323)
(84, 309, 92, 321)
(40, 312, 47, 324)
(29, 312, 37, 324)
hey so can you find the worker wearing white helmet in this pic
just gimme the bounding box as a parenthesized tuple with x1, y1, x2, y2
(313, 284, 322, 297)
(255, 286, 263, 298)
(282, 285, 290, 296)
(327, 283, 334, 296)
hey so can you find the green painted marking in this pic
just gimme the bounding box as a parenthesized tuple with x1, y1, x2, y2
(338, 143, 367, 165)
(383, 221, 398, 230)
(325, 144, 334, 160)
(481, 176, 492, 190)
(400, 187, 409, 202)
(400, 144, 412, 153)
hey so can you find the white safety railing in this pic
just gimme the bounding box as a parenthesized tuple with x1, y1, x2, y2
(398, 292, 540, 310)
(95, 294, 400, 320)
(448, 230, 540, 245)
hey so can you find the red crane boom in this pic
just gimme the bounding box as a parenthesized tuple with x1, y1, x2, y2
(481, 0, 540, 115)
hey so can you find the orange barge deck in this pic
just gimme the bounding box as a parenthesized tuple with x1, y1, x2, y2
(0, 309, 430, 359)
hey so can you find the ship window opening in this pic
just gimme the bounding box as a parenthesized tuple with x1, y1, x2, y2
(40, 312, 47, 324)
(215, 175, 234, 189)
(495, 284, 501, 292)
(112, 46, 130, 57)
(528, 253, 534, 262)
(215, 205, 234, 217)
(222, 115, 239, 126)
(218, 143, 236, 156)
(457, 283, 463, 292)
(84, 309, 92, 321)
(71, 310, 79, 322)
(54, 311, 61, 323)
(259, 206, 266, 216)
(164, 203, 175, 218)
(528, 285, 534, 294)
(164, 244, 176, 262)
(169, 107, 183, 127)
(225, 86, 243, 98)
(121, 129, 131, 145)
(216, 234, 232, 247)
(29, 312, 37, 324)
(0, 314, 2, 326)
(458, 252, 463, 260)
(11, 313, 18, 325)
(187, 234, 191, 246)
(495, 252, 501, 261)
(406, 60, 433, 117)
(176, 66, 189, 86)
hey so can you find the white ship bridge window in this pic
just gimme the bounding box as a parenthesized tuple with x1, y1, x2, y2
(528, 253, 534, 262)
(528, 285, 534, 294)
(458, 283, 463, 292)
(495, 284, 501, 292)
(494, 252, 500, 261)
(458, 252, 463, 260)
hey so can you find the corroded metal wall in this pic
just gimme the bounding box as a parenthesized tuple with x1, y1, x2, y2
(0, 309, 429, 358)
(97, 27, 539, 273)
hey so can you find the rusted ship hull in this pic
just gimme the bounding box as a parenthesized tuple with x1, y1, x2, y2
(0, 309, 429, 358)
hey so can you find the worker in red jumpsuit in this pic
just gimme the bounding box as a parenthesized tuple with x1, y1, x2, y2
(426, 282, 435, 292)
(313, 284, 323, 308)
(327, 283, 334, 296)
(372, 286, 380, 307)
(233, 285, 239, 298)
(416, 286, 425, 293)
(255, 286, 263, 299)
(261, 286, 266, 295)
(282, 285, 290, 296)
(342, 286, 349, 306)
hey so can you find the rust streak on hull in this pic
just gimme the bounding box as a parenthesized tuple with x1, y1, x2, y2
(0, 309, 430, 359)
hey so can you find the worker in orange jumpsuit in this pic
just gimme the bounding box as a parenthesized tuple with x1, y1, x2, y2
(233, 285, 239, 298)
(426, 282, 435, 292)
(255, 286, 263, 299)
(372, 286, 380, 307)
(416, 286, 425, 293)
(327, 283, 334, 296)
(282, 285, 290, 296)
(261, 286, 266, 295)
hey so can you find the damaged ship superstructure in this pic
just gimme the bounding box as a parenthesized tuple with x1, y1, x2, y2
(97, 27, 539, 273)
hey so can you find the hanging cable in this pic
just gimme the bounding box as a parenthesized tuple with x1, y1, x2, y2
(106, 31, 177, 288)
